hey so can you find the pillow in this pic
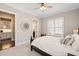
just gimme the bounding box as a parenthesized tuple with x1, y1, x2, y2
(67, 33, 79, 46)
(72, 35, 79, 50)
(62, 34, 75, 46)
(60, 39, 65, 44)
(69, 39, 75, 46)
(63, 36, 73, 45)
(72, 33, 78, 39)
(65, 34, 72, 39)
(66, 37, 75, 46)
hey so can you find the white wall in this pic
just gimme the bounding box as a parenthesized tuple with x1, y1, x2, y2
(0, 4, 41, 46)
(15, 10, 33, 45)
(42, 8, 79, 36)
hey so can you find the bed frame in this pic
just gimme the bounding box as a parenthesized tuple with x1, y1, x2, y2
(30, 36, 51, 56)
(30, 36, 75, 56)
(31, 45, 51, 56)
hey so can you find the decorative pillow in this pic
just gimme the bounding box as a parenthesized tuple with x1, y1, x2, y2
(63, 36, 72, 45)
(60, 34, 78, 46)
(66, 37, 75, 46)
(69, 39, 75, 46)
(62, 34, 75, 46)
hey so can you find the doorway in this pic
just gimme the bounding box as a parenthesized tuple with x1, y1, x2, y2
(32, 19, 39, 38)
(0, 11, 15, 50)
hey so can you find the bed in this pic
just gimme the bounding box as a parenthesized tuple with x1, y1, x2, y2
(31, 35, 79, 56)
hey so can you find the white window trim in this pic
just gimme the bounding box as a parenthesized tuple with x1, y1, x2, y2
(47, 17, 64, 37)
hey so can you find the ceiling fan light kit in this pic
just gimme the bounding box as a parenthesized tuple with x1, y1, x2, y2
(40, 3, 47, 10)
(40, 6, 47, 10)
(36, 3, 52, 12)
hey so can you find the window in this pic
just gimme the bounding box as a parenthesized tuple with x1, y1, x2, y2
(47, 17, 64, 37)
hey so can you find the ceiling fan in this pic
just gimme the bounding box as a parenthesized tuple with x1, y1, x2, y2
(35, 3, 53, 12)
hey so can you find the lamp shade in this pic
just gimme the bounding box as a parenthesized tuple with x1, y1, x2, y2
(73, 28, 79, 34)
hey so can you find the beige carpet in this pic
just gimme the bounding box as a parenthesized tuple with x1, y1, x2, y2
(0, 44, 41, 56)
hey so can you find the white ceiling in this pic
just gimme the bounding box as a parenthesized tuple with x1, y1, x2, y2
(5, 3, 79, 19)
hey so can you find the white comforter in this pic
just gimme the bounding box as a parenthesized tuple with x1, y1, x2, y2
(32, 36, 79, 56)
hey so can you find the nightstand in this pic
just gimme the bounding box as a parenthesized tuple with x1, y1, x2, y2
(40, 34, 46, 36)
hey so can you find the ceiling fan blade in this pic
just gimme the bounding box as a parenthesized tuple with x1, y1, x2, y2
(34, 7, 39, 9)
(47, 6, 53, 8)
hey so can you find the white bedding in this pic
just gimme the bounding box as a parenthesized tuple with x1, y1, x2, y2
(31, 36, 79, 56)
